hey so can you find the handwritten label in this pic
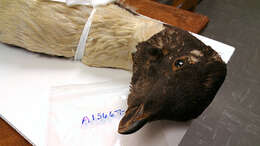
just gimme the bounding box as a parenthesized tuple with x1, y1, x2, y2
(82, 109, 125, 126)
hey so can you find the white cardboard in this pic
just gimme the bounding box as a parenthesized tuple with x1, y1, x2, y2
(0, 34, 235, 146)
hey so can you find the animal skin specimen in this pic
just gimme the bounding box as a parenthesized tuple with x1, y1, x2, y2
(0, 0, 226, 134)
(118, 26, 226, 134)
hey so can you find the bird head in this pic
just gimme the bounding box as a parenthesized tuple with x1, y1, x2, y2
(118, 26, 227, 134)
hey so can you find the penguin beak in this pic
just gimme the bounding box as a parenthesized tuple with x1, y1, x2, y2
(118, 104, 152, 134)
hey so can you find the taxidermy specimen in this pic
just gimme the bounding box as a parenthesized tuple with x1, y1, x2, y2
(0, 0, 227, 134)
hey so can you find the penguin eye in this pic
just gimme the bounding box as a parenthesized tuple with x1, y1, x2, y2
(174, 59, 184, 68)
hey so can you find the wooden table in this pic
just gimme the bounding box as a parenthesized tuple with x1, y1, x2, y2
(121, 0, 208, 33)
(0, 0, 208, 145)
(0, 118, 32, 146)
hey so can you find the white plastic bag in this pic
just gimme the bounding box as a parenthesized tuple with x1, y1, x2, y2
(47, 79, 169, 146)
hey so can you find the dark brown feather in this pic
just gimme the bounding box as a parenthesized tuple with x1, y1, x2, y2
(118, 26, 227, 134)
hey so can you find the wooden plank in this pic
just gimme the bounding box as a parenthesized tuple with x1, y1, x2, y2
(0, 118, 31, 146)
(121, 0, 209, 33)
(171, 0, 199, 10)
(152, 0, 199, 10)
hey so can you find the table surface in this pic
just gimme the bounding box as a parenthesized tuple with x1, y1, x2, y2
(180, 0, 260, 145)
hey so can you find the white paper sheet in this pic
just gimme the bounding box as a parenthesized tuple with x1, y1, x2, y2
(47, 82, 169, 146)
(0, 33, 235, 146)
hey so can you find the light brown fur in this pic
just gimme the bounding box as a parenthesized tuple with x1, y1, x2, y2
(0, 0, 164, 70)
